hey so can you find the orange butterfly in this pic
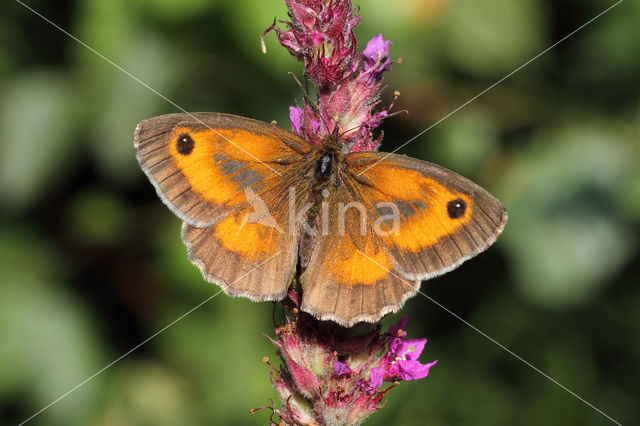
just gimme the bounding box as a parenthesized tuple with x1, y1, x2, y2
(134, 113, 506, 326)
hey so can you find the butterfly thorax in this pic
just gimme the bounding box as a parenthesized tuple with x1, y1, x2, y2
(313, 131, 345, 190)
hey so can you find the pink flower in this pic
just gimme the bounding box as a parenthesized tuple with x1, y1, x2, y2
(289, 105, 304, 134)
(388, 314, 408, 338)
(368, 367, 384, 390)
(388, 338, 438, 381)
(372, 315, 438, 389)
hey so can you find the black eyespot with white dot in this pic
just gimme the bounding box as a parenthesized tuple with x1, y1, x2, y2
(176, 133, 194, 156)
(447, 198, 467, 219)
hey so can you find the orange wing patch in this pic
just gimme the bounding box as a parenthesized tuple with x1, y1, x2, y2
(213, 206, 281, 261)
(353, 163, 474, 252)
(330, 235, 391, 286)
(168, 127, 287, 206)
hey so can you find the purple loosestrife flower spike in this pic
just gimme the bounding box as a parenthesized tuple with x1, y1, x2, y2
(263, 0, 397, 152)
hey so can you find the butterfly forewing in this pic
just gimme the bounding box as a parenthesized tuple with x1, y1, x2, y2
(300, 175, 421, 326)
(345, 152, 507, 281)
(134, 112, 311, 226)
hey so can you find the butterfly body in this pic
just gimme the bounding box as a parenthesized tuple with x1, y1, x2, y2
(135, 112, 506, 326)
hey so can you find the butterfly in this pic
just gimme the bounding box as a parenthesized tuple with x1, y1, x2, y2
(134, 113, 507, 326)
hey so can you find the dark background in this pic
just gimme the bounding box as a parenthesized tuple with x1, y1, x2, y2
(1, 0, 638, 425)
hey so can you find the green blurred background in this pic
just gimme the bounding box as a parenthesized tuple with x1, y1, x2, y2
(1, 0, 639, 424)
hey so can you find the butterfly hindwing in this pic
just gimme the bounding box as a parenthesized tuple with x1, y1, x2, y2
(181, 182, 303, 301)
(300, 176, 421, 326)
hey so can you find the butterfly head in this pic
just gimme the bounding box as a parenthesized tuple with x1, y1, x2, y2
(322, 126, 353, 154)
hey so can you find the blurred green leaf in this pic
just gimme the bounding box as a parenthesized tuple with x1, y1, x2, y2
(498, 125, 637, 307)
(155, 217, 214, 298)
(0, 229, 103, 425)
(138, 0, 219, 20)
(442, 0, 545, 76)
(569, 0, 640, 105)
(227, 0, 296, 76)
(88, 35, 179, 183)
(157, 295, 275, 425)
(74, 0, 182, 183)
(429, 108, 499, 175)
(387, 367, 518, 426)
(0, 72, 78, 211)
(65, 188, 130, 245)
(95, 361, 195, 426)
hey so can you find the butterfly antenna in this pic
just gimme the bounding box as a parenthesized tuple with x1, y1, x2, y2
(338, 123, 368, 139)
(288, 72, 313, 105)
(318, 110, 333, 137)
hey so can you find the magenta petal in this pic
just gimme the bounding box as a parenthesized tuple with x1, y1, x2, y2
(388, 336, 403, 358)
(289, 106, 303, 134)
(388, 315, 408, 338)
(366, 110, 388, 128)
(362, 33, 392, 72)
(396, 359, 438, 381)
(369, 366, 384, 389)
(333, 361, 352, 377)
(362, 33, 387, 58)
(401, 338, 427, 361)
(386, 362, 399, 379)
